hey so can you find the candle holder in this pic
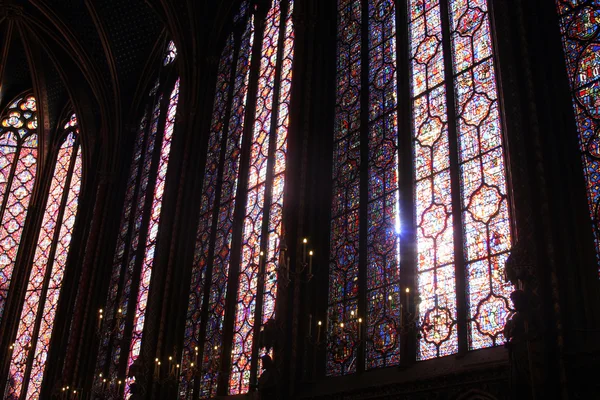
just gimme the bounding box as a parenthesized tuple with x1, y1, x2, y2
(276, 236, 314, 288)
(395, 288, 422, 336)
(95, 306, 126, 342)
(53, 384, 85, 400)
(314, 289, 426, 358)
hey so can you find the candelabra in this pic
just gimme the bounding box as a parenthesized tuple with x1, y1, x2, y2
(95, 307, 125, 341)
(277, 237, 314, 288)
(306, 288, 424, 352)
(55, 384, 85, 400)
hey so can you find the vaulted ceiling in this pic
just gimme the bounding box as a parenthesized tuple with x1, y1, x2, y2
(0, 0, 235, 169)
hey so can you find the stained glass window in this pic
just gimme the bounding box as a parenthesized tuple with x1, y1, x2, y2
(179, 0, 295, 397)
(164, 40, 178, 66)
(556, 0, 600, 270)
(93, 41, 180, 399)
(0, 95, 38, 324)
(327, 0, 513, 374)
(328, 0, 401, 376)
(4, 114, 82, 400)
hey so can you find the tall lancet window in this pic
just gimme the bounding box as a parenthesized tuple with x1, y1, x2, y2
(327, 0, 401, 376)
(0, 95, 38, 323)
(410, 0, 512, 360)
(555, 1, 600, 269)
(179, 0, 294, 397)
(327, 0, 514, 375)
(93, 41, 180, 399)
(4, 113, 83, 400)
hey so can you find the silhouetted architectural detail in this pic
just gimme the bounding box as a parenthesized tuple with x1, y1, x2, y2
(0, 1, 596, 399)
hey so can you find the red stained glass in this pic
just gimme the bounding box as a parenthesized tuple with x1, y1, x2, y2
(230, 0, 294, 394)
(180, 3, 255, 396)
(6, 123, 82, 399)
(409, 0, 459, 360)
(125, 78, 180, 396)
(449, 0, 512, 351)
(0, 95, 38, 323)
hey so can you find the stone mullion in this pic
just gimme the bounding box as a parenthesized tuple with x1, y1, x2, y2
(396, 0, 417, 367)
(439, 0, 468, 356)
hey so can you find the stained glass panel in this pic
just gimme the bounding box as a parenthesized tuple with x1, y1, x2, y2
(366, 0, 401, 370)
(179, 26, 248, 398)
(556, 0, 600, 271)
(229, 0, 293, 393)
(104, 94, 163, 395)
(449, 0, 513, 350)
(0, 96, 38, 323)
(230, 2, 282, 394)
(328, 0, 402, 374)
(93, 112, 151, 397)
(408, 0, 458, 360)
(164, 40, 178, 66)
(26, 139, 82, 399)
(6, 128, 81, 400)
(125, 78, 180, 397)
(328, 0, 362, 377)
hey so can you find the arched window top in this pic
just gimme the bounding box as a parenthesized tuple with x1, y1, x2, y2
(63, 113, 79, 133)
(4, 108, 83, 399)
(0, 94, 38, 143)
(0, 93, 39, 324)
(163, 40, 178, 66)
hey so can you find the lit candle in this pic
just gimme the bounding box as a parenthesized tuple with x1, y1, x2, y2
(388, 294, 393, 308)
(405, 288, 410, 310)
(308, 314, 312, 337)
(358, 318, 362, 341)
(309, 251, 313, 275)
(169, 356, 173, 372)
(317, 321, 322, 342)
(154, 358, 160, 379)
(117, 380, 122, 394)
(98, 309, 103, 330)
(302, 238, 307, 263)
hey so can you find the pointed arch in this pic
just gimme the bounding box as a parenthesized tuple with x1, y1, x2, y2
(92, 40, 180, 399)
(4, 111, 83, 400)
(0, 93, 39, 324)
(555, 0, 600, 270)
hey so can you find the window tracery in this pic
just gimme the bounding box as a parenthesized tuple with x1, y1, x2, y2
(4, 113, 83, 400)
(179, 0, 295, 397)
(556, 0, 600, 270)
(93, 41, 180, 399)
(327, 0, 513, 375)
(0, 94, 39, 324)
